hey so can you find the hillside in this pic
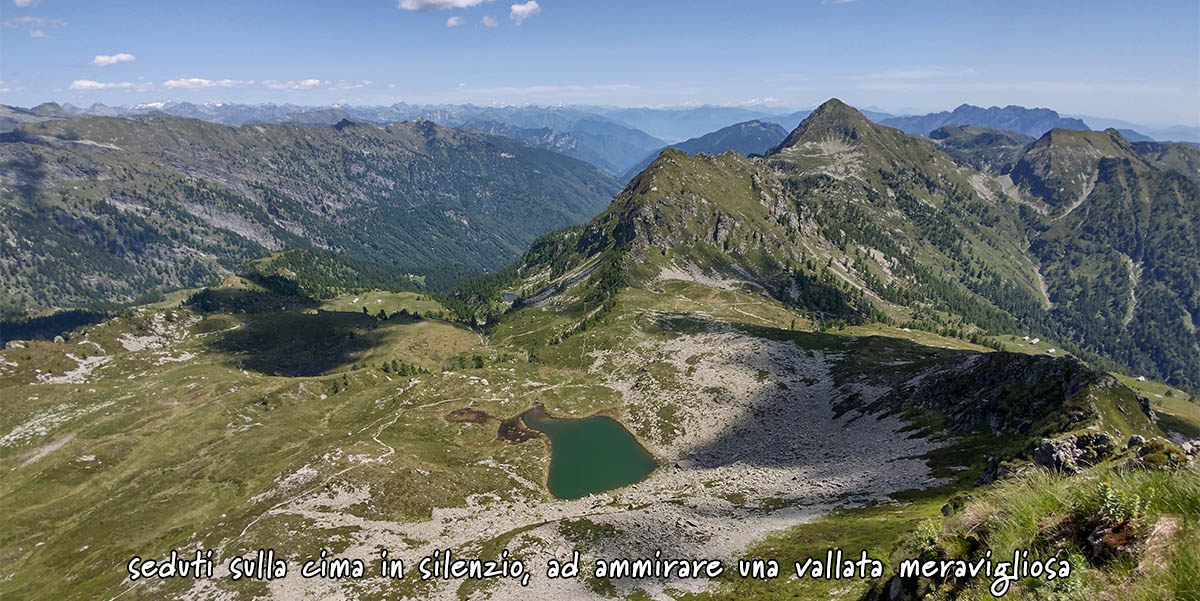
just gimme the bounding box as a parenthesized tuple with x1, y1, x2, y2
(2, 207, 1192, 601)
(927, 124, 1034, 172)
(513, 98, 1046, 333)
(0, 116, 620, 314)
(1015, 130, 1200, 386)
(494, 99, 1199, 388)
(1132, 140, 1200, 180)
(1, 97, 1198, 601)
(2, 234, 1191, 601)
(620, 120, 789, 181)
(882, 104, 1089, 137)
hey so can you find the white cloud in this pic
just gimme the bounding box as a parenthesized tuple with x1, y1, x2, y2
(509, 1, 539, 24)
(12, 0, 42, 7)
(445, 15, 465, 27)
(163, 77, 252, 89)
(92, 53, 136, 67)
(328, 80, 373, 90)
(481, 15, 499, 27)
(398, 0, 489, 11)
(2, 15, 65, 36)
(264, 79, 324, 90)
(69, 79, 134, 91)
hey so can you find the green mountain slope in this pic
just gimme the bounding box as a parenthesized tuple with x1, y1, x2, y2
(1132, 139, 1200, 181)
(491, 99, 1198, 388)
(1, 248, 1184, 601)
(1010, 128, 1153, 213)
(927, 124, 1034, 172)
(1031, 157, 1199, 385)
(0, 116, 620, 314)
(0, 100, 1195, 601)
(1004, 128, 1199, 386)
(512, 99, 1044, 330)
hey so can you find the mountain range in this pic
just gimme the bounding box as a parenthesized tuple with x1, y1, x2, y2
(3, 99, 1198, 387)
(926, 124, 1035, 172)
(590, 105, 896, 142)
(0, 102, 669, 177)
(880, 104, 1090, 137)
(0, 116, 619, 314)
(4, 100, 1198, 184)
(1, 97, 1197, 601)
(481, 99, 1199, 388)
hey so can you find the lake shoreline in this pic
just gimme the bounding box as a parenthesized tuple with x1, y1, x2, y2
(519, 402, 659, 499)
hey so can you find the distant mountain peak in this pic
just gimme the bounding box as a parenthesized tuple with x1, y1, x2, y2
(30, 102, 70, 118)
(1009, 126, 1160, 212)
(882, 104, 1090, 138)
(805, 98, 864, 122)
(1035, 126, 1138, 153)
(769, 98, 873, 153)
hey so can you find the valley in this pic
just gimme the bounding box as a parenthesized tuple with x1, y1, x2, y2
(2, 260, 1194, 600)
(0, 116, 620, 313)
(1, 99, 1197, 601)
(3, 0, 1198, 598)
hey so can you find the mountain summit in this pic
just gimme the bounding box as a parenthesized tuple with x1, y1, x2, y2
(769, 98, 873, 153)
(502, 98, 1199, 388)
(1009, 127, 1151, 212)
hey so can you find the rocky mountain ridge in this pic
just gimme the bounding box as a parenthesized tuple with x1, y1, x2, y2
(498, 99, 1199, 387)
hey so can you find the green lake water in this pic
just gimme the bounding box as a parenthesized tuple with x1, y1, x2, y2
(522, 410, 657, 499)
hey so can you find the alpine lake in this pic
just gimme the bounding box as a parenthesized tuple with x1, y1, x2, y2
(521, 406, 657, 499)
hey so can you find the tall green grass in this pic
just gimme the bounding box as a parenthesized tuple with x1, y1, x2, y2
(939, 465, 1199, 600)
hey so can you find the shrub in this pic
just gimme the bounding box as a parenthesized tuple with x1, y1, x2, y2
(1098, 481, 1150, 522)
(911, 518, 942, 554)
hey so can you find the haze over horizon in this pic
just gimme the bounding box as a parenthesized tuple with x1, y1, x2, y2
(2, 0, 1198, 126)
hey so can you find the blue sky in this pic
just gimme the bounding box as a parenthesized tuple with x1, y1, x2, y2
(1, 0, 1198, 125)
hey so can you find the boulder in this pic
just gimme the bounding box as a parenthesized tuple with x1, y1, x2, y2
(1136, 395, 1157, 421)
(1033, 433, 1115, 472)
(1125, 437, 1189, 469)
